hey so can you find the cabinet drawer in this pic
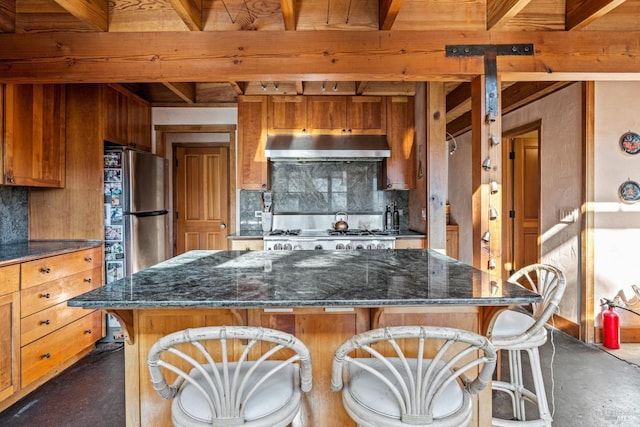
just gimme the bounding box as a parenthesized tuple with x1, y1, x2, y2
(21, 267, 102, 317)
(21, 301, 95, 346)
(21, 247, 102, 289)
(0, 264, 20, 296)
(21, 310, 103, 388)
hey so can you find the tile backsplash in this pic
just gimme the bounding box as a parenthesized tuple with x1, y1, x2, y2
(0, 186, 29, 244)
(239, 161, 408, 231)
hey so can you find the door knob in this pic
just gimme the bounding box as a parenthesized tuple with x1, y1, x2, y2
(220, 223, 227, 230)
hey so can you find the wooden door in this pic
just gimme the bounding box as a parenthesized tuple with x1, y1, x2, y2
(175, 147, 229, 254)
(504, 131, 540, 275)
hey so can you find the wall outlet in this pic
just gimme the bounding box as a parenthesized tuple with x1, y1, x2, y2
(255, 211, 262, 217)
(559, 208, 576, 223)
(112, 329, 125, 340)
(421, 208, 427, 220)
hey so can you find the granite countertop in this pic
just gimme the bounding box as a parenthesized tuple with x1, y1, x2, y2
(0, 240, 103, 266)
(69, 249, 540, 310)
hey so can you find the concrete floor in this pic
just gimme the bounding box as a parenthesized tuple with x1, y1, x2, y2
(0, 330, 639, 426)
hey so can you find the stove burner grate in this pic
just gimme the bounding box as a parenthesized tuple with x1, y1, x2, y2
(269, 229, 301, 236)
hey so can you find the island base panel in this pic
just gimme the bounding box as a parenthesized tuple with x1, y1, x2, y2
(125, 307, 491, 427)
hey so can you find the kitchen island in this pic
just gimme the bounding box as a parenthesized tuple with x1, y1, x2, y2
(69, 249, 541, 427)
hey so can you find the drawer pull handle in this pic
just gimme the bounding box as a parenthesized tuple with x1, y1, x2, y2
(41, 293, 51, 299)
(85, 329, 93, 334)
(84, 278, 92, 283)
(42, 353, 51, 359)
(85, 256, 92, 262)
(41, 319, 51, 325)
(41, 267, 51, 274)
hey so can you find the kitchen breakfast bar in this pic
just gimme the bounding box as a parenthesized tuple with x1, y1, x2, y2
(69, 249, 541, 427)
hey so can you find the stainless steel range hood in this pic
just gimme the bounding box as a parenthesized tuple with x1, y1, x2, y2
(265, 134, 390, 161)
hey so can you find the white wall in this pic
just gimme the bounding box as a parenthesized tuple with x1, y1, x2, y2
(594, 82, 640, 326)
(449, 83, 583, 324)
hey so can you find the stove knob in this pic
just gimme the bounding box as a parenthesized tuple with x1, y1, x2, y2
(367, 243, 375, 250)
(346, 243, 353, 250)
(314, 244, 323, 250)
(293, 245, 303, 250)
(377, 243, 386, 250)
(336, 243, 345, 250)
(274, 243, 282, 250)
(356, 244, 364, 250)
(283, 243, 292, 250)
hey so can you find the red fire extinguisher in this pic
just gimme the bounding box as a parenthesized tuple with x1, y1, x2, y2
(602, 299, 620, 350)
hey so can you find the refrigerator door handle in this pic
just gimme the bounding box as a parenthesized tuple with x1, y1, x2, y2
(127, 210, 169, 218)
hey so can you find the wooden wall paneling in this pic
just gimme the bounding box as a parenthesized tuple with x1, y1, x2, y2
(237, 96, 268, 189)
(29, 84, 104, 240)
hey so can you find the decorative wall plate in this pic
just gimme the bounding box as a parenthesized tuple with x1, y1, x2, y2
(619, 180, 640, 203)
(620, 131, 640, 155)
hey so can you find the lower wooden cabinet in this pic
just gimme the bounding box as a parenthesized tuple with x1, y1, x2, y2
(230, 239, 264, 250)
(21, 310, 102, 388)
(0, 280, 20, 401)
(0, 245, 105, 411)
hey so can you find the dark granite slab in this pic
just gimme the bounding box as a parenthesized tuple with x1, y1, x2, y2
(0, 240, 103, 266)
(69, 249, 540, 309)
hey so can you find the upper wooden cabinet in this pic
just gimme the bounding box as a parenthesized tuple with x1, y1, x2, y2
(2, 84, 65, 187)
(269, 95, 386, 135)
(346, 96, 386, 134)
(102, 85, 151, 151)
(383, 96, 415, 190)
(307, 96, 347, 133)
(238, 96, 269, 190)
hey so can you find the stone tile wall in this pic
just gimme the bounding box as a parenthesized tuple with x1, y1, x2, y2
(0, 186, 29, 244)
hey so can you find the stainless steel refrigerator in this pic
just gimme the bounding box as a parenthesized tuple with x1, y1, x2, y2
(104, 147, 168, 280)
(103, 147, 168, 340)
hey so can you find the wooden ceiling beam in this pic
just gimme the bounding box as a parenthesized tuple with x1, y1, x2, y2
(280, 0, 297, 30)
(501, 81, 574, 113)
(54, 0, 108, 31)
(4, 31, 640, 83)
(229, 81, 244, 95)
(566, 0, 627, 31)
(162, 82, 196, 103)
(167, 0, 202, 31)
(446, 82, 471, 119)
(379, 0, 404, 30)
(447, 81, 575, 135)
(0, 0, 16, 33)
(487, 0, 533, 30)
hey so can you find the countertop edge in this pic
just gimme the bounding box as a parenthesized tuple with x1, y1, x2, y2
(0, 240, 104, 267)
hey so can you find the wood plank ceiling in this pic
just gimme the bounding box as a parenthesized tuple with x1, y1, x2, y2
(1, 0, 637, 134)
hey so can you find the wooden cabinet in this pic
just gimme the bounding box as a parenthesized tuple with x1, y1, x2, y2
(230, 239, 264, 250)
(307, 96, 347, 133)
(268, 96, 307, 134)
(2, 84, 65, 187)
(0, 245, 104, 411)
(269, 95, 386, 135)
(395, 238, 426, 249)
(238, 96, 269, 189)
(383, 96, 415, 190)
(19, 246, 103, 388)
(446, 225, 459, 259)
(128, 95, 152, 152)
(0, 265, 20, 402)
(103, 85, 151, 151)
(346, 96, 386, 134)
